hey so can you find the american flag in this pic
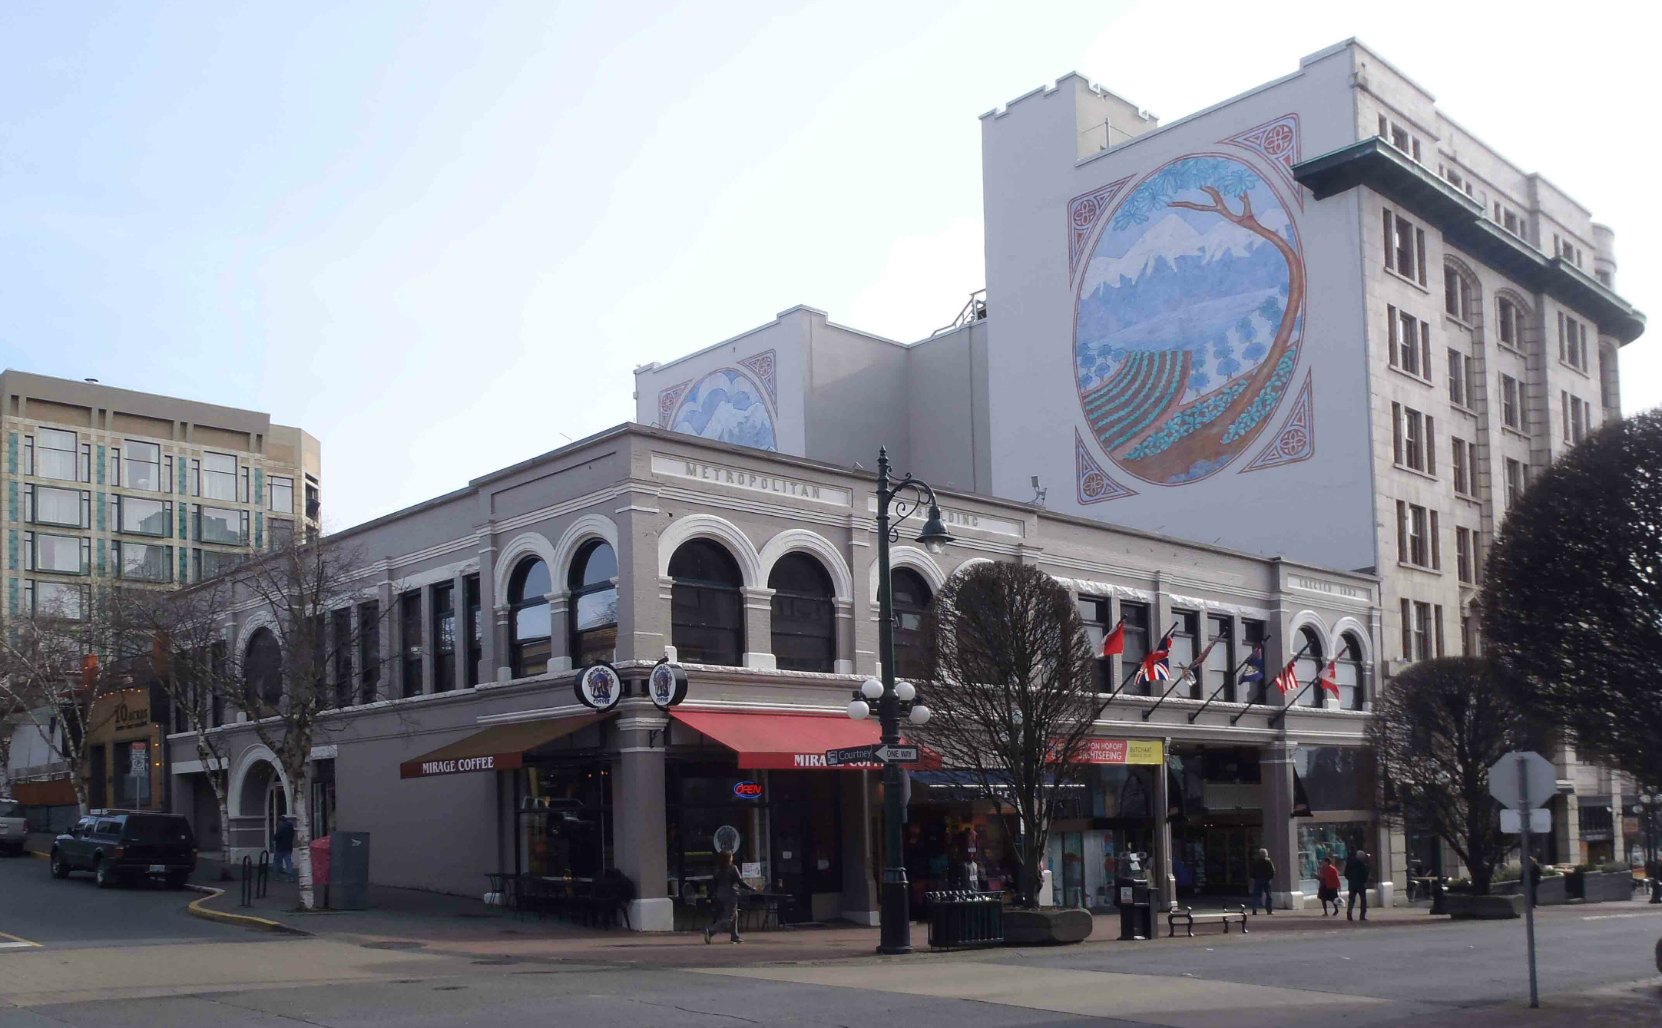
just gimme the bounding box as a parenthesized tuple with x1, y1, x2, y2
(1139, 632, 1173, 683)
(1273, 659, 1300, 696)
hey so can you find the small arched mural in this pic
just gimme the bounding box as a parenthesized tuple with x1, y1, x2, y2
(667, 366, 777, 451)
(1072, 137, 1308, 490)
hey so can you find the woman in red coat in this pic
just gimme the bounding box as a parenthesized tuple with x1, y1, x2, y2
(1317, 856, 1342, 916)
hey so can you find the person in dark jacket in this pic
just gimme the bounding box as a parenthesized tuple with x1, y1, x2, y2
(1345, 850, 1371, 921)
(703, 851, 754, 944)
(271, 816, 296, 881)
(1249, 848, 1275, 914)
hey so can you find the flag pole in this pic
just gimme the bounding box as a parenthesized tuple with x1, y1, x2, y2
(1189, 636, 1272, 723)
(1143, 633, 1222, 721)
(1101, 619, 1178, 707)
(1266, 642, 1349, 728)
(1231, 638, 1312, 726)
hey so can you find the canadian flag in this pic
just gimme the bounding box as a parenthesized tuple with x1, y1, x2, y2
(1319, 660, 1340, 697)
(1100, 622, 1124, 658)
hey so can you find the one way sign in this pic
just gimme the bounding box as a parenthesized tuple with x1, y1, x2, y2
(874, 744, 920, 764)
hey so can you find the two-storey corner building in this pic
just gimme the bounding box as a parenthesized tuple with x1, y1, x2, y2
(634, 38, 1646, 878)
(171, 424, 1381, 929)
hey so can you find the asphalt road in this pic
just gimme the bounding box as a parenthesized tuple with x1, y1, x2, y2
(0, 850, 256, 949)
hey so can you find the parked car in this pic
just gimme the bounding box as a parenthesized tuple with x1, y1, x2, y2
(51, 810, 196, 888)
(0, 798, 28, 857)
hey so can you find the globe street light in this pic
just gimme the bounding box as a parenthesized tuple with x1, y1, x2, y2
(862, 446, 952, 955)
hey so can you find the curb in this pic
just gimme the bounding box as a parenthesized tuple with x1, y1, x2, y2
(185, 885, 311, 936)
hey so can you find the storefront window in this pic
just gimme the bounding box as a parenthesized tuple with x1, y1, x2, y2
(518, 764, 612, 879)
(1291, 746, 1375, 813)
(1297, 822, 1369, 885)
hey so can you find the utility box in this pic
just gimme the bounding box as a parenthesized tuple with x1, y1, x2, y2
(329, 831, 370, 910)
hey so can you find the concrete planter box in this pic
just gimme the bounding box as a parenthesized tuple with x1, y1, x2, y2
(1572, 871, 1634, 903)
(1002, 907, 1094, 946)
(1493, 876, 1568, 904)
(1444, 893, 1523, 920)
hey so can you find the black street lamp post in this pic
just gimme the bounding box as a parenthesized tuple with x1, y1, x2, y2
(850, 447, 952, 955)
(1634, 791, 1662, 903)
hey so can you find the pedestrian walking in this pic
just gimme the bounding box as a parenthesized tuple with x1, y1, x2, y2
(1345, 849, 1371, 921)
(703, 851, 754, 944)
(1249, 847, 1275, 914)
(271, 816, 296, 882)
(1317, 855, 1342, 916)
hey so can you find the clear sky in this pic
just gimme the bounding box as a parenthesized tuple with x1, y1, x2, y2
(3, 0, 1656, 531)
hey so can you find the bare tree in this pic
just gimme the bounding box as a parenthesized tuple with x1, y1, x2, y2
(910, 562, 1102, 909)
(1368, 657, 1541, 894)
(0, 590, 131, 814)
(217, 535, 386, 911)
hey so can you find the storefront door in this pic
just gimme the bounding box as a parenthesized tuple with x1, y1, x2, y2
(767, 773, 840, 924)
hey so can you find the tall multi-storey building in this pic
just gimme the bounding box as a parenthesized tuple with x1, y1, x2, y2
(636, 40, 1644, 873)
(2, 369, 321, 625)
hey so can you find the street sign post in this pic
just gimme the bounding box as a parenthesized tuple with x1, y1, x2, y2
(1499, 808, 1551, 835)
(1488, 750, 1555, 1009)
(825, 745, 879, 767)
(874, 744, 919, 764)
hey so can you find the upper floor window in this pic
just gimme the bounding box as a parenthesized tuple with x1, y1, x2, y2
(1496, 297, 1525, 351)
(1561, 392, 1592, 445)
(463, 575, 482, 688)
(1504, 458, 1527, 507)
(1443, 264, 1474, 322)
(1493, 202, 1524, 239)
(1500, 375, 1523, 431)
(1383, 209, 1428, 285)
(1120, 600, 1152, 696)
(1439, 164, 1476, 198)
(115, 541, 172, 582)
(27, 484, 86, 528)
(1395, 500, 1441, 570)
(1400, 599, 1439, 662)
(269, 476, 294, 514)
(1391, 403, 1437, 475)
(1451, 436, 1478, 498)
(890, 568, 933, 681)
(508, 557, 552, 678)
(26, 532, 89, 575)
(1556, 312, 1590, 371)
(1336, 633, 1365, 710)
(245, 628, 283, 706)
(399, 590, 423, 698)
(670, 540, 745, 667)
(36, 428, 78, 481)
(195, 504, 243, 545)
(1171, 610, 1200, 699)
(1455, 526, 1478, 585)
(1447, 349, 1472, 408)
(1377, 115, 1423, 162)
(432, 583, 455, 693)
(120, 440, 161, 491)
(769, 553, 836, 673)
(1295, 626, 1325, 707)
(1387, 306, 1431, 380)
(569, 540, 619, 668)
(202, 452, 237, 501)
(1201, 615, 1234, 702)
(1078, 596, 1113, 692)
(1552, 234, 1584, 268)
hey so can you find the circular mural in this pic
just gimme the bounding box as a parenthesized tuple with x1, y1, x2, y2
(670, 367, 777, 452)
(1074, 153, 1304, 485)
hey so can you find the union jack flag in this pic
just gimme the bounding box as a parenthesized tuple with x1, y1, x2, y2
(1139, 632, 1173, 683)
(1273, 659, 1300, 696)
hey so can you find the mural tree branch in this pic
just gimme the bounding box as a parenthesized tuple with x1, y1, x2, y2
(911, 562, 1102, 909)
(1368, 657, 1539, 894)
(221, 536, 385, 910)
(1483, 409, 1662, 788)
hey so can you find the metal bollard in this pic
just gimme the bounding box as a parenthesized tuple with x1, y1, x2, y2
(240, 856, 253, 907)
(256, 850, 270, 899)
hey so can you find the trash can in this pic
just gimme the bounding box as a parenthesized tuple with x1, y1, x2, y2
(329, 831, 370, 910)
(925, 890, 1004, 949)
(310, 836, 332, 908)
(1116, 852, 1152, 941)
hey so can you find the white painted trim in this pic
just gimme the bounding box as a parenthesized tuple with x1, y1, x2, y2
(656, 513, 765, 589)
(1288, 610, 1335, 657)
(757, 529, 856, 602)
(1331, 616, 1373, 664)
(227, 743, 289, 818)
(550, 513, 622, 591)
(866, 546, 946, 610)
(493, 531, 559, 602)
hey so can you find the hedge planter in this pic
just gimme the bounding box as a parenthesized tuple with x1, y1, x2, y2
(1493, 877, 1568, 905)
(1443, 893, 1523, 920)
(1576, 871, 1634, 903)
(1002, 907, 1094, 946)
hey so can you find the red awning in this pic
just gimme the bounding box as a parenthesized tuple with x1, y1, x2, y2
(670, 709, 936, 771)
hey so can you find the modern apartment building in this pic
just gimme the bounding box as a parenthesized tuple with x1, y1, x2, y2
(2, 368, 321, 626)
(636, 39, 1644, 870)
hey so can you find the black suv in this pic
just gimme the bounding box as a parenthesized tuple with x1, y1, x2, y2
(51, 811, 197, 889)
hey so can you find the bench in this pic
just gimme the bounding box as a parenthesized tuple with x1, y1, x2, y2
(1167, 905, 1248, 938)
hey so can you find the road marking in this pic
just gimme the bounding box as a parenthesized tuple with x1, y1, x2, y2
(1580, 911, 1662, 921)
(0, 930, 41, 950)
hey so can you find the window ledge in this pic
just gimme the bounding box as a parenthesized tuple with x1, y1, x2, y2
(1556, 359, 1590, 378)
(1443, 314, 1474, 331)
(1386, 364, 1434, 388)
(1449, 402, 1478, 418)
(1383, 266, 1431, 293)
(1496, 342, 1527, 359)
(1501, 425, 1532, 442)
(1395, 561, 1443, 575)
(1391, 461, 1439, 482)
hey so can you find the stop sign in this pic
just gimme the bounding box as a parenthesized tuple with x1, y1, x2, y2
(1488, 750, 1558, 810)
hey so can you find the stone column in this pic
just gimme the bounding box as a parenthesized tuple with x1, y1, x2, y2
(1153, 744, 1176, 910)
(419, 585, 435, 695)
(375, 579, 394, 702)
(742, 586, 776, 671)
(547, 593, 572, 673)
(833, 600, 855, 675)
(477, 537, 500, 680)
(493, 604, 513, 683)
(450, 570, 468, 687)
(613, 701, 672, 931)
(1261, 741, 1303, 909)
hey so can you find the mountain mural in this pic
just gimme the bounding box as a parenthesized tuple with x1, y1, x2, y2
(1072, 154, 1306, 486)
(670, 367, 778, 451)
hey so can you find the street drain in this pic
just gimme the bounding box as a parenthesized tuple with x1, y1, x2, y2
(360, 941, 426, 951)
(472, 958, 515, 965)
(433, 986, 467, 991)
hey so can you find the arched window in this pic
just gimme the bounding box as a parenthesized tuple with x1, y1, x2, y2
(669, 540, 744, 666)
(769, 553, 835, 673)
(1337, 632, 1365, 710)
(1496, 295, 1525, 349)
(509, 557, 552, 678)
(890, 568, 932, 680)
(245, 628, 283, 706)
(569, 540, 618, 667)
(1443, 260, 1476, 323)
(1295, 626, 1324, 707)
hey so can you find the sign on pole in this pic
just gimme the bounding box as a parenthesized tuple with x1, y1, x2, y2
(825, 745, 879, 767)
(874, 744, 920, 764)
(1487, 750, 1556, 810)
(1500, 808, 1551, 834)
